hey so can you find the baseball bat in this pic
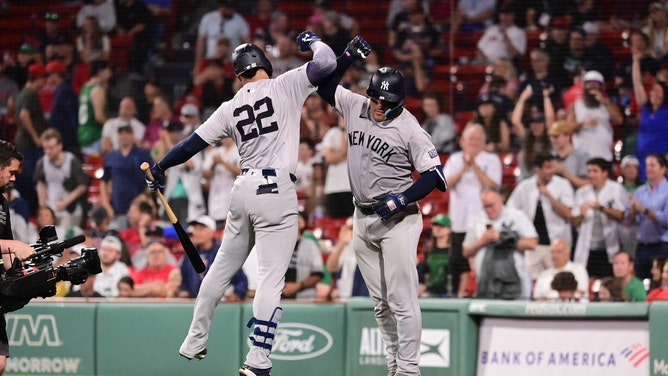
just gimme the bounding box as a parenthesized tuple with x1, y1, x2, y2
(140, 162, 206, 273)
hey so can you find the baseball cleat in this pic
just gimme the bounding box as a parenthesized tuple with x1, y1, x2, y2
(178, 348, 207, 360)
(239, 364, 271, 376)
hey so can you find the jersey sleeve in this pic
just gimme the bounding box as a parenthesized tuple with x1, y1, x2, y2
(274, 63, 317, 108)
(408, 125, 441, 173)
(334, 85, 365, 123)
(195, 102, 236, 145)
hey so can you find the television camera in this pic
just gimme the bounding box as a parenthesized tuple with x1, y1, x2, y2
(0, 226, 102, 313)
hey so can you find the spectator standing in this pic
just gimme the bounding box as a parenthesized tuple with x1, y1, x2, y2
(513, 86, 555, 180)
(581, 22, 615, 81)
(193, 36, 236, 119)
(45, 60, 79, 157)
(114, 0, 151, 73)
(421, 91, 456, 154)
(519, 49, 559, 109)
(34, 129, 89, 231)
(282, 213, 324, 300)
(202, 137, 240, 229)
(0, 59, 19, 138)
(94, 235, 131, 297)
(195, 0, 250, 69)
(37, 11, 73, 60)
(100, 97, 145, 155)
(5, 43, 37, 89)
(78, 60, 112, 156)
(76, 0, 117, 34)
(444, 124, 502, 294)
(476, 5, 527, 66)
(644, 2, 668, 61)
(452, 0, 496, 32)
(567, 70, 622, 161)
(533, 239, 589, 301)
(325, 216, 357, 300)
(142, 96, 173, 151)
(132, 239, 181, 297)
(507, 153, 574, 280)
(76, 16, 111, 64)
(463, 187, 538, 300)
(619, 155, 641, 257)
(269, 34, 306, 78)
(549, 120, 590, 190)
(321, 119, 354, 218)
(572, 158, 629, 278)
(613, 251, 648, 302)
(471, 94, 511, 153)
(627, 154, 668, 280)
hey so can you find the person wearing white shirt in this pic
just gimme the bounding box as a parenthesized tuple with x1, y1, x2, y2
(101, 97, 145, 155)
(533, 239, 589, 301)
(196, 0, 250, 69)
(476, 6, 527, 64)
(572, 158, 629, 278)
(94, 235, 130, 297)
(444, 123, 502, 295)
(202, 137, 241, 228)
(507, 152, 574, 280)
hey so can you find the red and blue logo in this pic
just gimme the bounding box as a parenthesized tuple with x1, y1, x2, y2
(621, 342, 649, 368)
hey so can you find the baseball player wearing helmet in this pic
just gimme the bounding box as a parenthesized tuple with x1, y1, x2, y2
(317, 37, 447, 376)
(145, 31, 336, 376)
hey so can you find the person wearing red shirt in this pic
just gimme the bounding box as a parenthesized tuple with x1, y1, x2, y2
(132, 239, 180, 297)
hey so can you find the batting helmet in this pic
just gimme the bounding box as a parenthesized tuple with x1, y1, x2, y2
(232, 43, 273, 77)
(366, 67, 405, 119)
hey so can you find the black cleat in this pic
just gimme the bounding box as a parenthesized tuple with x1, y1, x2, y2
(239, 364, 271, 376)
(179, 348, 207, 360)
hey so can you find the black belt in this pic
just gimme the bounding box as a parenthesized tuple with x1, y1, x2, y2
(356, 204, 376, 215)
(355, 202, 419, 216)
(241, 168, 297, 183)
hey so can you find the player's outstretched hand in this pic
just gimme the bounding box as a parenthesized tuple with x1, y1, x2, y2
(146, 163, 166, 193)
(372, 193, 407, 221)
(297, 30, 321, 52)
(345, 35, 371, 60)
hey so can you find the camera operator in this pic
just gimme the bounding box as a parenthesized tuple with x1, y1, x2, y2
(0, 140, 37, 375)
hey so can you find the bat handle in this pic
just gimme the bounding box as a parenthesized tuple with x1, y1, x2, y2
(140, 161, 179, 224)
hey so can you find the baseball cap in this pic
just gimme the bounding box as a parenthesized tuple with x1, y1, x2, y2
(621, 155, 640, 168)
(164, 120, 185, 132)
(548, 121, 573, 136)
(431, 214, 451, 227)
(28, 63, 46, 78)
(180, 104, 199, 117)
(101, 235, 123, 252)
(550, 16, 569, 29)
(583, 70, 604, 83)
(19, 43, 35, 54)
(188, 215, 216, 231)
(117, 123, 133, 133)
(44, 11, 60, 21)
(46, 60, 66, 75)
(90, 205, 108, 224)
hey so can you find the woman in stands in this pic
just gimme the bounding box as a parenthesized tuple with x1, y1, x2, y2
(470, 94, 510, 153)
(77, 16, 110, 64)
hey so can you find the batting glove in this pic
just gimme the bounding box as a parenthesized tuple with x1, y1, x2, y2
(296, 30, 321, 52)
(146, 163, 166, 193)
(345, 35, 371, 60)
(372, 193, 407, 221)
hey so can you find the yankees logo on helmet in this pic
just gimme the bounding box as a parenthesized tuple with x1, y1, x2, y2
(381, 81, 390, 90)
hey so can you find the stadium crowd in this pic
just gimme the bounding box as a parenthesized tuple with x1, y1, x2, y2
(2, 0, 668, 303)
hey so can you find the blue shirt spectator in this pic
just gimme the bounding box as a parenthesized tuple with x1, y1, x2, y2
(46, 61, 79, 156)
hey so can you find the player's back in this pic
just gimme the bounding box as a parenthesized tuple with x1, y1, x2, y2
(196, 65, 315, 174)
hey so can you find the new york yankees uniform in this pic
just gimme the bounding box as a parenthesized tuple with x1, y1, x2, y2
(334, 86, 442, 376)
(178, 64, 319, 370)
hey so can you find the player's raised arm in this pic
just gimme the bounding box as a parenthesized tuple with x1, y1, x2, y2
(295, 31, 337, 86)
(316, 36, 372, 106)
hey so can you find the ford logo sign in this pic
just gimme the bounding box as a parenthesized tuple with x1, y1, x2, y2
(249, 323, 333, 361)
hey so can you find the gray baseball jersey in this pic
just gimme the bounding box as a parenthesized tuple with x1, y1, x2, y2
(196, 63, 314, 173)
(334, 87, 441, 203)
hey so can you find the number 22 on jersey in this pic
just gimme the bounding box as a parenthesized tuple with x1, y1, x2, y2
(234, 97, 279, 141)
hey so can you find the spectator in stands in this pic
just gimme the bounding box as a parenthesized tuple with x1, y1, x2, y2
(193, 36, 235, 119)
(195, 0, 250, 70)
(143, 0, 172, 60)
(387, 0, 425, 48)
(201, 136, 238, 229)
(45, 60, 78, 158)
(322, 116, 353, 218)
(632, 47, 668, 182)
(619, 155, 641, 257)
(0, 59, 19, 139)
(78, 60, 112, 157)
(94, 235, 131, 297)
(647, 260, 668, 301)
(548, 120, 590, 189)
(179, 103, 201, 135)
(513, 86, 555, 180)
(142, 96, 173, 151)
(14, 63, 47, 215)
(533, 239, 589, 301)
(37, 11, 74, 62)
(519, 49, 559, 110)
(114, 0, 150, 72)
(463, 186, 538, 300)
(543, 17, 570, 94)
(452, 0, 496, 32)
(470, 94, 511, 152)
(35, 129, 89, 231)
(77, 16, 111, 64)
(567, 70, 623, 161)
(77, 0, 117, 34)
(326, 216, 357, 299)
(644, 3, 668, 61)
(101, 97, 145, 155)
(479, 57, 520, 100)
(253, 8, 291, 50)
(179, 215, 247, 300)
(5, 43, 37, 89)
(582, 22, 615, 81)
(88, 205, 118, 240)
(572, 157, 629, 278)
(117, 276, 135, 297)
(596, 276, 625, 302)
(310, 0, 359, 37)
(99, 124, 152, 230)
(507, 153, 575, 280)
(616, 29, 660, 97)
(444, 124, 502, 295)
(420, 91, 456, 154)
(320, 11, 352, 56)
(282, 212, 324, 300)
(475, 5, 526, 66)
(627, 153, 668, 280)
(421, 214, 460, 297)
(301, 94, 335, 143)
(650, 256, 667, 290)
(613, 251, 648, 301)
(132, 239, 181, 297)
(268, 33, 306, 77)
(295, 137, 317, 203)
(135, 80, 162, 125)
(550, 271, 582, 302)
(562, 29, 595, 77)
(33, 205, 65, 240)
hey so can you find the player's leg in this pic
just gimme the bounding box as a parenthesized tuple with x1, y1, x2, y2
(352, 213, 399, 374)
(377, 212, 423, 376)
(180, 185, 253, 358)
(242, 174, 299, 372)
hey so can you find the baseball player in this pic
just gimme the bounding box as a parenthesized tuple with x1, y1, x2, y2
(145, 31, 336, 376)
(317, 37, 447, 376)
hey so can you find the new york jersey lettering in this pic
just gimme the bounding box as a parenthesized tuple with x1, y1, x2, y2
(349, 132, 397, 163)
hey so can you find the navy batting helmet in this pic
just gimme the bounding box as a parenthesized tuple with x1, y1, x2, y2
(366, 67, 405, 119)
(232, 43, 273, 77)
